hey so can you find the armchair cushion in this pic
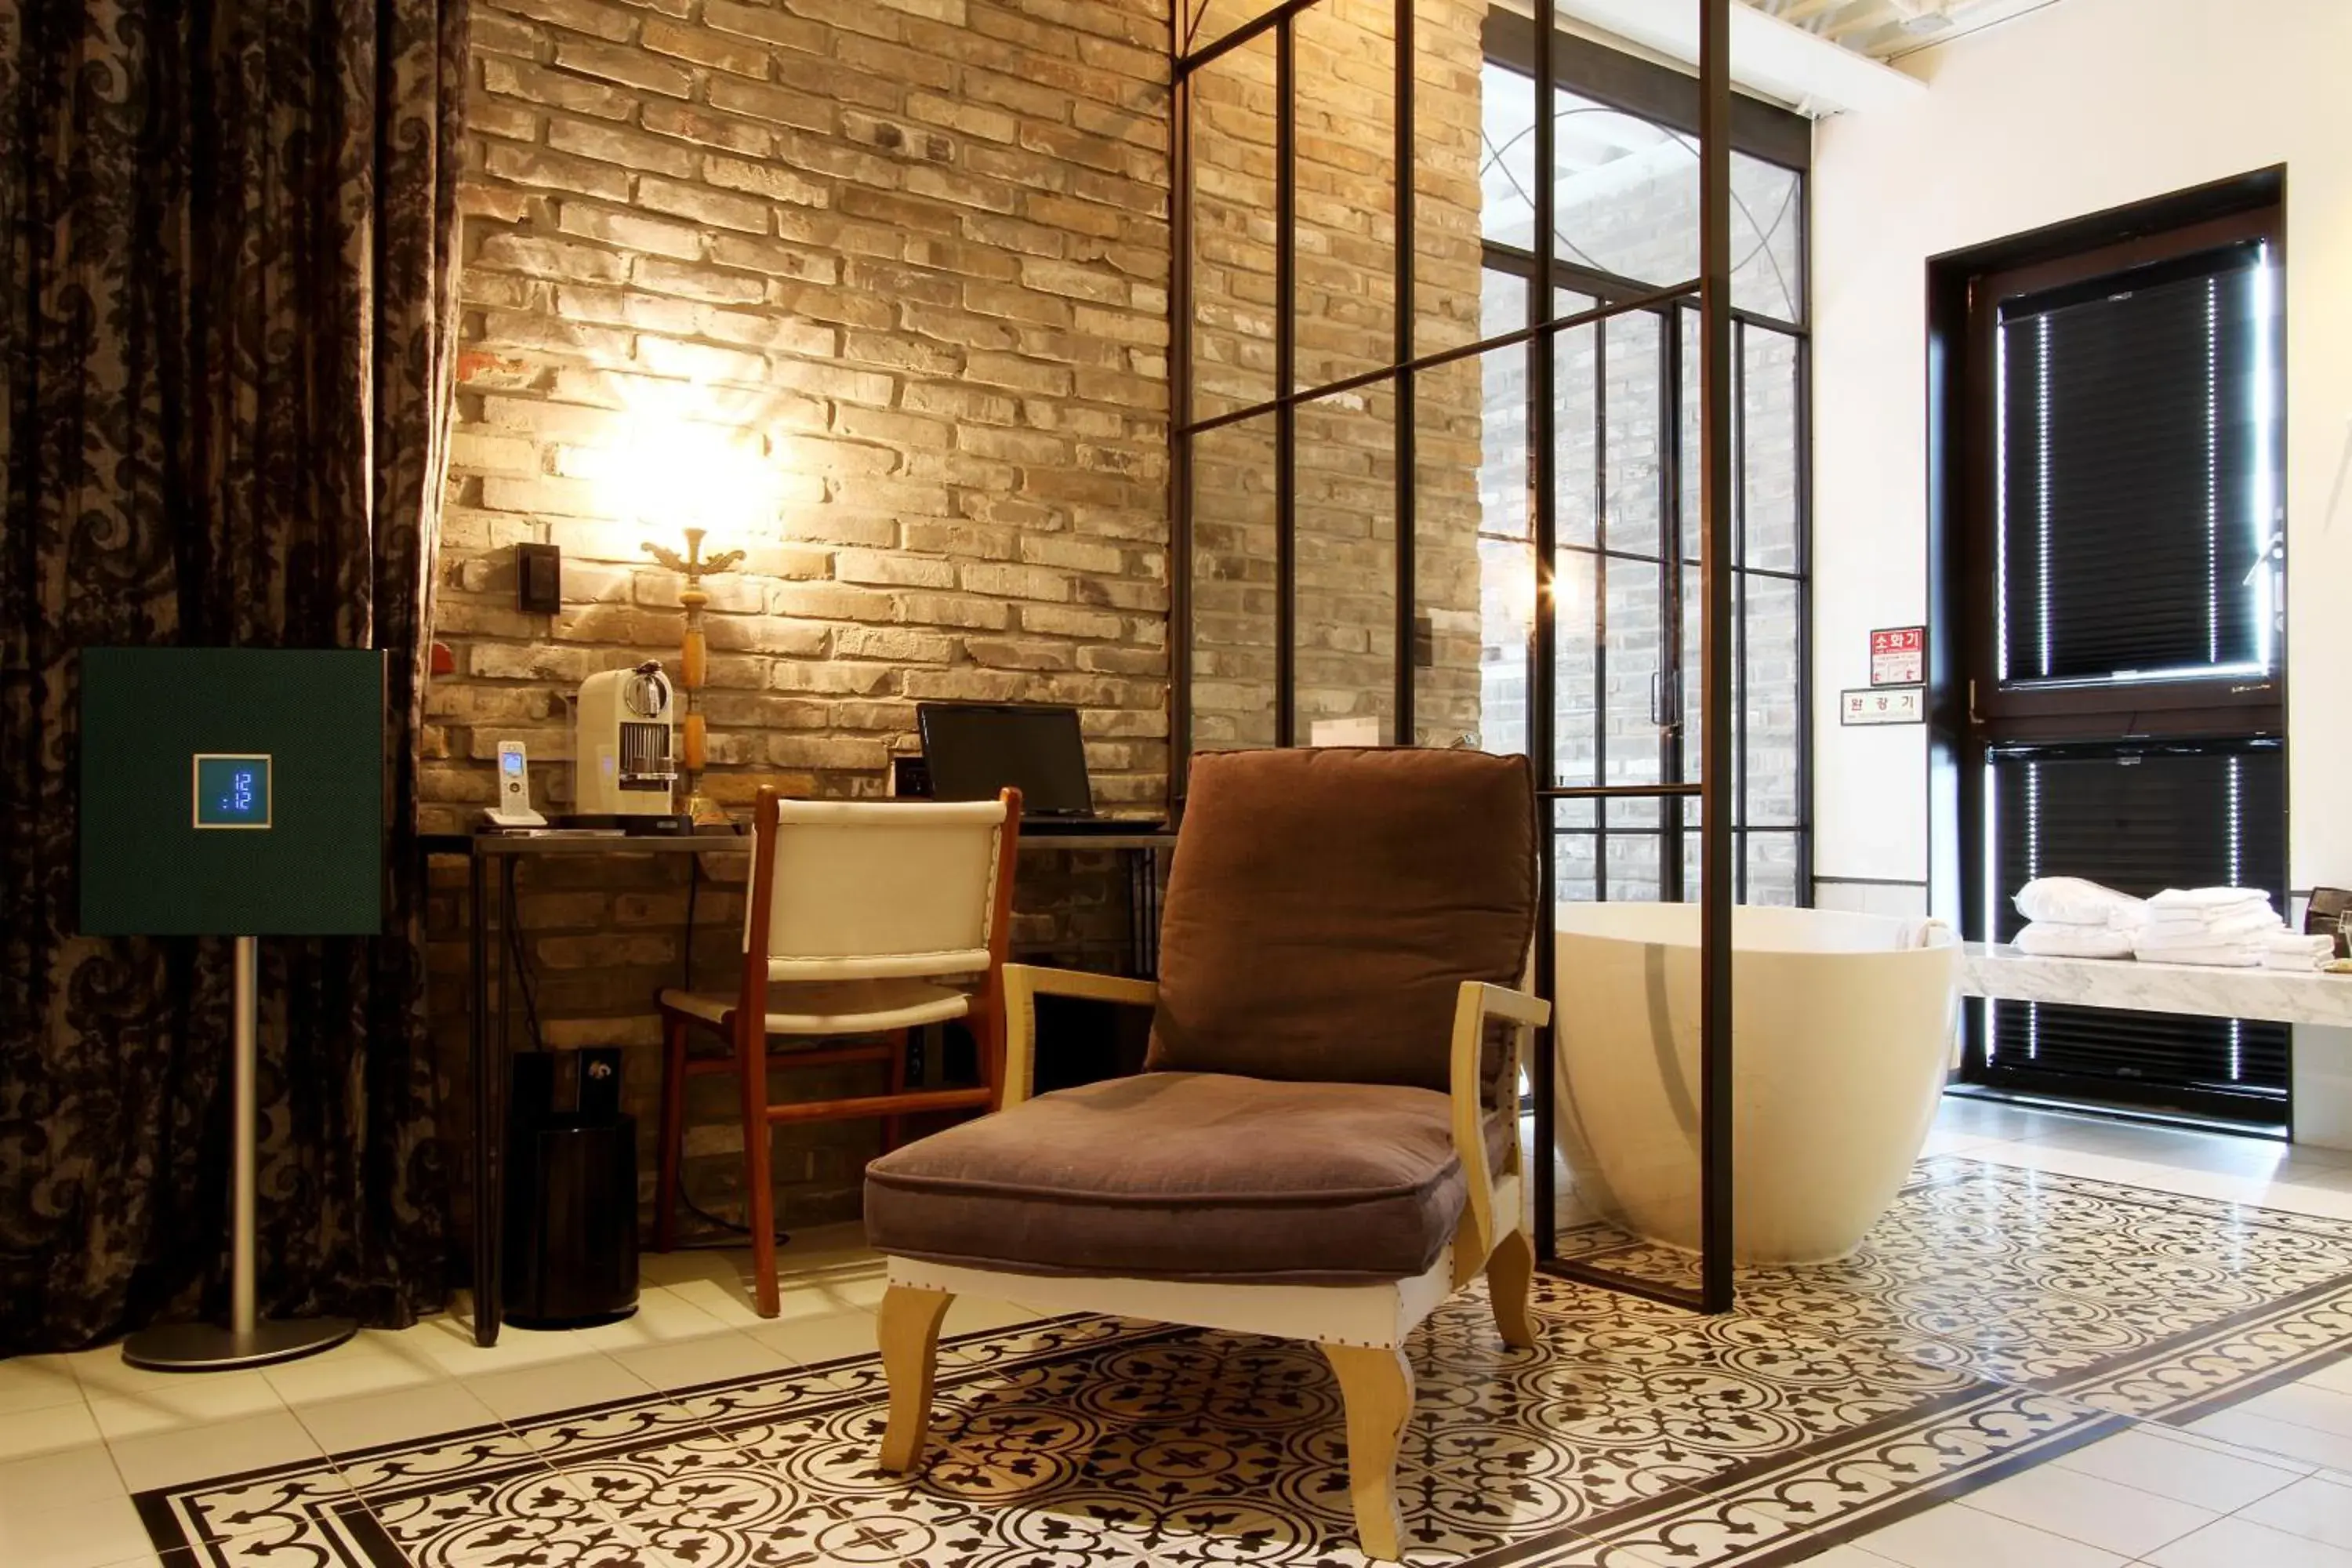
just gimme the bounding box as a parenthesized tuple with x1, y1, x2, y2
(1145, 747, 1538, 1092)
(863, 1072, 1488, 1284)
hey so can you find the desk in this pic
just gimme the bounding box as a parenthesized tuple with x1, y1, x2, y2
(430, 824, 1175, 1346)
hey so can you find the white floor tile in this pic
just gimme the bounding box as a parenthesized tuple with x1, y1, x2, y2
(397, 1316, 610, 1378)
(2186, 1407, 2352, 1475)
(2241, 1475, 2352, 1552)
(2143, 1514, 2352, 1568)
(2240, 1382, 2352, 1441)
(552, 1287, 733, 1352)
(0, 1399, 101, 1461)
(1784, 1548, 1900, 1567)
(1918, 1129, 2004, 1156)
(0, 1492, 157, 1568)
(0, 1356, 84, 1417)
(1930, 1097, 2069, 1142)
(2306, 1359, 2352, 1399)
(0, 1444, 128, 1513)
(264, 1334, 446, 1406)
(2051, 1423, 2306, 1512)
(292, 1381, 500, 1456)
(107, 1408, 324, 1492)
(745, 1308, 880, 1368)
(85, 1368, 285, 1441)
(652, 1275, 780, 1329)
(1854, 1499, 2129, 1567)
(464, 1355, 652, 1423)
(606, 1331, 789, 1392)
(1959, 1456, 2217, 1556)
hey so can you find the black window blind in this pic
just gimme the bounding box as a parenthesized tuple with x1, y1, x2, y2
(1988, 744, 2288, 1111)
(1998, 245, 2270, 686)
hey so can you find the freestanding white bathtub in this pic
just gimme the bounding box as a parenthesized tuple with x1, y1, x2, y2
(1551, 903, 1961, 1265)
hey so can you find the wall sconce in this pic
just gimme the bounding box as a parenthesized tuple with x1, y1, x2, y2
(643, 528, 743, 826)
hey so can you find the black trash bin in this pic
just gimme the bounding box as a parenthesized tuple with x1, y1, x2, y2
(504, 1049, 640, 1328)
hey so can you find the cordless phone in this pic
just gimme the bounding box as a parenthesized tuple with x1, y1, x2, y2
(485, 739, 546, 829)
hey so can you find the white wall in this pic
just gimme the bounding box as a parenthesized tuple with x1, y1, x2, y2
(1809, 0, 2352, 897)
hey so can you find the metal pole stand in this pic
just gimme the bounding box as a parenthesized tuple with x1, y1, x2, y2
(122, 936, 359, 1371)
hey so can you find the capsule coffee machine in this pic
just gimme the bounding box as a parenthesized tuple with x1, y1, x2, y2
(568, 661, 684, 829)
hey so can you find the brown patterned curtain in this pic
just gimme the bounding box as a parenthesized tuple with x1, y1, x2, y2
(0, 0, 469, 1348)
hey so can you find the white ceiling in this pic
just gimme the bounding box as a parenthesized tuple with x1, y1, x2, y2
(1742, 0, 2063, 61)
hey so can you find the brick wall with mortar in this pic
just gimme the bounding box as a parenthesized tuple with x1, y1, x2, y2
(426, 0, 1179, 1238)
(1185, 0, 1490, 750)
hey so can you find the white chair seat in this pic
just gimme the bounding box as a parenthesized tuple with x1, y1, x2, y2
(659, 979, 972, 1036)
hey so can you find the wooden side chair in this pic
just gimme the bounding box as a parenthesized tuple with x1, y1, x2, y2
(861, 748, 1546, 1560)
(655, 787, 1020, 1317)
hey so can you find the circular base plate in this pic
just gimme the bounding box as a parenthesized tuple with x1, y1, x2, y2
(122, 1316, 359, 1372)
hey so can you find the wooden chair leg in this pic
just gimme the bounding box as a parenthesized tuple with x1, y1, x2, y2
(1485, 1228, 1539, 1350)
(882, 1029, 909, 1152)
(736, 1021, 780, 1318)
(1322, 1343, 1414, 1562)
(654, 1011, 690, 1254)
(877, 1285, 954, 1472)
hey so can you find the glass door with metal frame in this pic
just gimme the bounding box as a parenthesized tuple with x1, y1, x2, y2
(1174, 0, 1791, 1312)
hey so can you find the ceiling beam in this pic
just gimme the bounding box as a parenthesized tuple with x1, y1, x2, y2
(1553, 0, 1928, 114)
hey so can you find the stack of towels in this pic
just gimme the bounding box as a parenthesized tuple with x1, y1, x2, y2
(2013, 877, 2337, 970)
(2013, 877, 2146, 958)
(2132, 887, 2289, 967)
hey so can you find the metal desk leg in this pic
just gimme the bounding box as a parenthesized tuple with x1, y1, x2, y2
(1127, 845, 1161, 981)
(468, 846, 493, 1346)
(481, 855, 517, 1347)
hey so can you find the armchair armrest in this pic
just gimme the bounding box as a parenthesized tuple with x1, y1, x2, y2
(1450, 981, 1552, 1267)
(1000, 964, 1160, 1109)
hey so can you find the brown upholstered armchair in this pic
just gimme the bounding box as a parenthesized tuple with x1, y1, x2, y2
(862, 747, 1549, 1560)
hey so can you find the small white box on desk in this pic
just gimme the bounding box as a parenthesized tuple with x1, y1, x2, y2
(1309, 716, 1386, 747)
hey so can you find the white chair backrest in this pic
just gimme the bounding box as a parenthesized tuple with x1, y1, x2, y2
(752, 798, 1008, 982)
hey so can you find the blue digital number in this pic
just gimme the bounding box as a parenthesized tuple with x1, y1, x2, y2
(194, 754, 271, 829)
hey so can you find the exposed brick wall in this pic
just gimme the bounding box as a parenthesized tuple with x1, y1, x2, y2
(433, 0, 1176, 832)
(1184, 0, 1489, 750)
(426, 0, 1178, 1238)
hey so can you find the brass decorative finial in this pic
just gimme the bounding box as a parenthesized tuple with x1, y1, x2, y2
(643, 527, 746, 826)
(642, 526, 745, 590)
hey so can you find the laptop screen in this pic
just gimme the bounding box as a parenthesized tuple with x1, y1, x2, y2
(917, 703, 1094, 817)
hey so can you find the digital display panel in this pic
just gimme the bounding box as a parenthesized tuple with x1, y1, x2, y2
(194, 753, 272, 829)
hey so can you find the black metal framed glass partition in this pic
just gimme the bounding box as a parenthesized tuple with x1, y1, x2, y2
(1173, 0, 1793, 1312)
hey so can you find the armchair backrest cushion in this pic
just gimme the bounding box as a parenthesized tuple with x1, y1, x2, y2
(1144, 746, 1537, 1092)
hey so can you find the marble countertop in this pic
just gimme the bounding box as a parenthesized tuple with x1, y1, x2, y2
(1960, 941, 2352, 1028)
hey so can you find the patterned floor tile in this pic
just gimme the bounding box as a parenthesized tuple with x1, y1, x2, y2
(131, 1159, 2352, 1568)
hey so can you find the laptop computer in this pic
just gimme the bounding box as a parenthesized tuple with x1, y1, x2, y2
(915, 702, 1164, 833)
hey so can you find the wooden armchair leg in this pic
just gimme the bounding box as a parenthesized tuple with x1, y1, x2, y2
(877, 1285, 954, 1473)
(1485, 1228, 1539, 1350)
(1322, 1343, 1414, 1562)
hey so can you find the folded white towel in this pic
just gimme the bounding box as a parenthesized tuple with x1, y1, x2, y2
(2147, 886, 2275, 913)
(2138, 908, 2285, 944)
(2016, 877, 2147, 928)
(2262, 932, 2336, 960)
(2015, 922, 2137, 960)
(2263, 952, 2331, 972)
(2132, 942, 2263, 967)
